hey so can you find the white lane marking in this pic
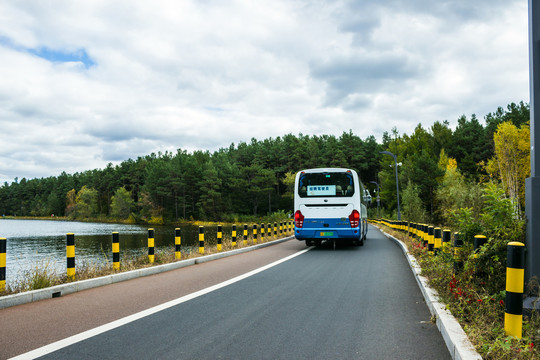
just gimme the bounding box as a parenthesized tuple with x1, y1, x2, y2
(10, 247, 313, 360)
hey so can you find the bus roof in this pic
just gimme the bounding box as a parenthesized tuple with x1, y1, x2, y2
(297, 168, 357, 174)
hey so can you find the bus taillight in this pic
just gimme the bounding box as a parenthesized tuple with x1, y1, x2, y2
(349, 210, 360, 228)
(294, 210, 304, 228)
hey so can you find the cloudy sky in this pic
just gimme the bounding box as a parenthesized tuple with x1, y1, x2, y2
(0, 0, 529, 184)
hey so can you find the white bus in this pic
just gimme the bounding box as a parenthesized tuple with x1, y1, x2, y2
(294, 168, 368, 247)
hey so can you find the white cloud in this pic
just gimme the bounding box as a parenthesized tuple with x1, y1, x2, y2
(0, 0, 530, 183)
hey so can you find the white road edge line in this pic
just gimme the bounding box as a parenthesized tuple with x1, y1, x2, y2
(10, 247, 313, 360)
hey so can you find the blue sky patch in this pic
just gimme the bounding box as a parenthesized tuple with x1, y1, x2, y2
(29, 47, 95, 68)
(0, 36, 95, 68)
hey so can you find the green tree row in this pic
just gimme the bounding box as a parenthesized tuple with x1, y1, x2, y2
(0, 132, 381, 222)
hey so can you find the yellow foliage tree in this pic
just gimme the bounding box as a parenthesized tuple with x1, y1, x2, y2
(485, 121, 530, 218)
(447, 158, 458, 171)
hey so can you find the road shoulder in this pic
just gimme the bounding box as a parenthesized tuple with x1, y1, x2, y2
(375, 225, 482, 360)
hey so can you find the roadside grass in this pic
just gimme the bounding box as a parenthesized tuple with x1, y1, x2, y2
(378, 224, 539, 360)
(0, 231, 293, 297)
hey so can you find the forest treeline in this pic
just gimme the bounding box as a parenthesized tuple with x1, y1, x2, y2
(0, 101, 530, 225)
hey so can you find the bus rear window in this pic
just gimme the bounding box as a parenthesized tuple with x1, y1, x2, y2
(298, 172, 355, 198)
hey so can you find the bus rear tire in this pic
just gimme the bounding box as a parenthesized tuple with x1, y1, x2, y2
(306, 239, 314, 246)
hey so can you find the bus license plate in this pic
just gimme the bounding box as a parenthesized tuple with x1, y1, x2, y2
(320, 232, 334, 237)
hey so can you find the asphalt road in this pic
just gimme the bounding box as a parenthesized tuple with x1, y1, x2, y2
(5, 225, 451, 359)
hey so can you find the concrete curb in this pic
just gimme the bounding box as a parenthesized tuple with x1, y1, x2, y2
(378, 227, 482, 360)
(0, 237, 293, 310)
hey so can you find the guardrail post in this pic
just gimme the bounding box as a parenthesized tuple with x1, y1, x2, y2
(453, 232, 463, 273)
(0, 238, 6, 291)
(112, 232, 120, 270)
(442, 229, 451, 254)
(148, 229, 155, 263)
(175, 228, 182, 259)
(243, 224, 248, 246)
(422, 225, 428, 248)
(280, 222, 283, 236)
(505, 241, 525, 339)
(232, 224, 237, 247)
(474, 235, 487, 258)
(274, 223, 277, 238)
(434, 227, 442, 254)
(268, 223, 272, 239)
(253, 224, 257, 244)
(199, 226, 204, 254)
(217, 225, 223, 251)
(427, 226, 434, 255)
(261, 223, 265, 242)
(67, 233, 75, 279)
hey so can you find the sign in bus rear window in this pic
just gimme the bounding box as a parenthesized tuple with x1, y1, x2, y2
(307, 185, 335, 196)
(298, 172, 355, 198)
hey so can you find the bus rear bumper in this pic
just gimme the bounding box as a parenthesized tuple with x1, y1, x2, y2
(294, 228, 361, 241)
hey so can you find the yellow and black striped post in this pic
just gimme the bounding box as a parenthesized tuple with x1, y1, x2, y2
(505, 241, 525, 339)
(474, 235, 487, 259)
(434, 228, 442, 254)
(232, 224, 237, 247)
(442, 229, 451, 254)
(279, 222, 283, 236)
(199, 226, 204, 254)
(148, 229, 155, 263)
(0, 238, 6, 291)
(217, 225, 223, 252)
(66, 233, 75, 279)
(268, 223, 271, 239)
(453, 232, 463, 273)
(253, 224, 258, 244)
(243, 224, 248, 246)
(274, 223, 277, 238)
(112, 232, 120, 270)
(427, 226, 434, 255)
(175, 228, 182, 259)
(261, 223, 265, 242)
(422, 225, 428, 248)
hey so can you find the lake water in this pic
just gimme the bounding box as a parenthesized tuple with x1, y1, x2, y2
(0, 219, 238, 286)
